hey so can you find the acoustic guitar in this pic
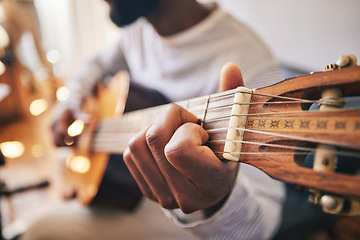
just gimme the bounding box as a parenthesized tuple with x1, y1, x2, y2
(64, 55, 360, 216)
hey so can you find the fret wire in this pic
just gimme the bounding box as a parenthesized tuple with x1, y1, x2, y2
(186, 97, 233, 112)
(200, 96, 210, 127)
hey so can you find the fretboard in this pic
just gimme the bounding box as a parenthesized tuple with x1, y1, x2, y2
(91, 89, 237, 157)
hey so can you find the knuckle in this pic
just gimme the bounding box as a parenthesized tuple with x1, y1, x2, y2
(159, 196, 178, 210)
(145, 126, 162, 147)
(128, 135, 144, 153)
(178, 200, 196, 214)
(164, 142, 188, 163)
(145, 104, 185, 149)
(164, 125, 197, 162)
(122, 150, 131, 164)
(168, 103, 182, 114)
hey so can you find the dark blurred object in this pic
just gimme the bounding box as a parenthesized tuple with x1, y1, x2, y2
(0, 56, 25, 123)
(0, 149, 4, 166)
(0, 181, 49, 197)
(0, 24, 27, 124)
(0, 148, 49, 240)
(0, 51, 14, 65)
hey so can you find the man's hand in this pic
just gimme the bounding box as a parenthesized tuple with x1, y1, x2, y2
(52, 109, 78, 147)
(123, 63, 244, 214)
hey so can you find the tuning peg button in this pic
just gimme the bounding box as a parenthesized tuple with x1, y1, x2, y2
(320, 195, 338, 210)
(336, 55, 357, 68)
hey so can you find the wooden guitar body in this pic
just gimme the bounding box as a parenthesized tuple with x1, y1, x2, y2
(65, 72, 169, 209)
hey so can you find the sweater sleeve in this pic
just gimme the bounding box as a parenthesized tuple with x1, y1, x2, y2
(53, 39, 129, 120)
(164, 164, 286, 240)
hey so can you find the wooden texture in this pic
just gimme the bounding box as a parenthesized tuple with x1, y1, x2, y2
(66, 72, 129, 205)
(240, 66, 360, 198)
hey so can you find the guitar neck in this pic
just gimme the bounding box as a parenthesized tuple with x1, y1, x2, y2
(91, 90, 235, 154)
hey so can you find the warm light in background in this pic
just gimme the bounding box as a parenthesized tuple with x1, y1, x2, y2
(0, 25, 10, 49)
(29, 99, 48, 116)
(67, 120, 84, 137)
(0, 61, 5, 76)
(0, 141, 25, 159)
(0, 83, 10, 102)
(0, 5, 4, 22)
(56, 86, 69, 101)
(66, 155, 91, 174)
(31, 144, 44, 158)
(46, 49, 60, 64)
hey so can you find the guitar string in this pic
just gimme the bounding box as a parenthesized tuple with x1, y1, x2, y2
(91, 139, 360, 160)
(93, 107, 360, 150)
(206, 127, 360, 150)
(184, 98, 360, 115)
(97, 106, 360, 130)
(97, 101, 360, 130)
(89, 91, 360, 156)
(113, 87, 359, 115)
(91, 126, 360, 152)
(95, 104, 360, 138)
(95, 91, 360, 128)
(91, 126, 360, 159)
(211, 140, 360, 159)
(177, 90, 360, 109)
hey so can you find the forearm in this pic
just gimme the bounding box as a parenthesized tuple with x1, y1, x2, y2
(54, 40, 128, 119)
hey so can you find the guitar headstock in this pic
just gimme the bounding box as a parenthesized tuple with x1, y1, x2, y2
(238, 55, 360, 216)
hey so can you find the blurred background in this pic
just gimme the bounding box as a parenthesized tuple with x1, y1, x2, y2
(0, 0, 359, 239)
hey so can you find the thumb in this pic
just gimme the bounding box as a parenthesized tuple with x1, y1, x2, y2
(219, 62, 244, 92)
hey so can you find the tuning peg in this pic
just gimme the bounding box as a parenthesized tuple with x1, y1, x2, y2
(324, 55, 357, 71)
(336, 55, 357, 68)
(320, 195, 339, 211)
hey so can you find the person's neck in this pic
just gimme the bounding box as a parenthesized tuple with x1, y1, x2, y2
(146, 0, 215, 36)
